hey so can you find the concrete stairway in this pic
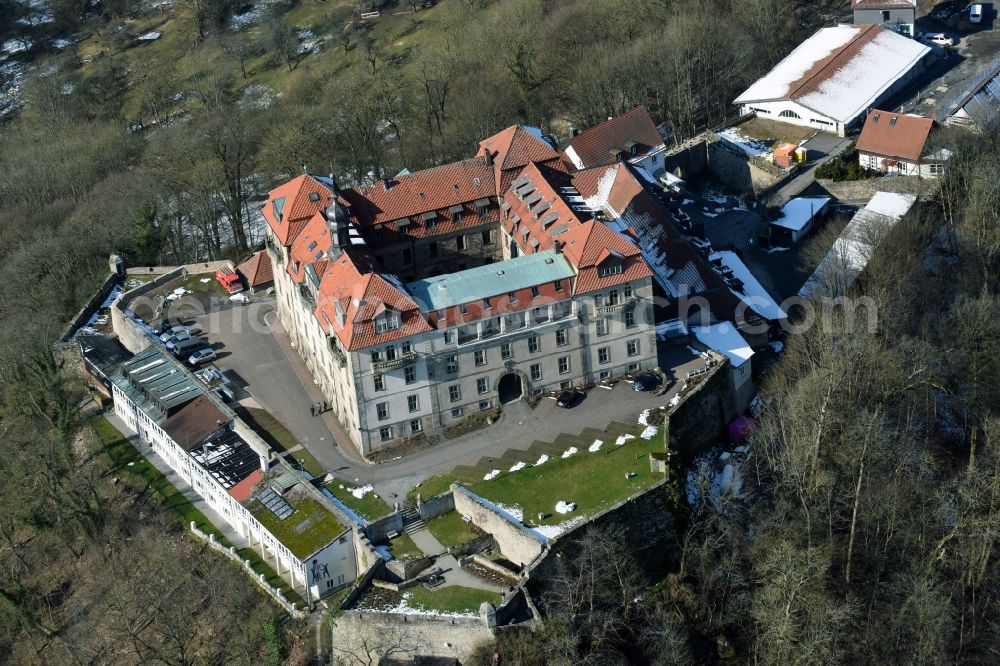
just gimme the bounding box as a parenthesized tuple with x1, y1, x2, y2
(401, 506, 426, 535)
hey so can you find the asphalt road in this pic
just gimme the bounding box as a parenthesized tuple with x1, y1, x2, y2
(192, 298, 690, 498)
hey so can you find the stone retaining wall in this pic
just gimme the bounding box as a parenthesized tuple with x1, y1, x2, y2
(417, 490, 456, 520)
(365, 509, 404, 544)
(331, 609, 494, 664)
(816, 176, 924, 202)
(452, 485, 545, 568)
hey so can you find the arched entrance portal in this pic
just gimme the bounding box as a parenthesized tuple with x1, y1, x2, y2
(497, 373, 523, 404)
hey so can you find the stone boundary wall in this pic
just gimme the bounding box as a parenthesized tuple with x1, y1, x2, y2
(468, 554, 519, 584)
(452, 485, 545, 568)
(816, 176, 924, 202)
(706, 135, 788, 196)
(59, 273, 119, 343)
(449, 535, 494, 558)
(125, 260, 231, 276)
(417, 489, 456, 521)
(189, 523, 306, 618)
(364, 509, 404, 544)
(331, 610, 494, 665)
(111, 267, 187, 353)
(385, 555, 433, 582)
(338, 557, 385, 612)
(665, 359, 732, 459)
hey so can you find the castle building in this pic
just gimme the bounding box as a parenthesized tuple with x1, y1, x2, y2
(262, 119, 756, 456)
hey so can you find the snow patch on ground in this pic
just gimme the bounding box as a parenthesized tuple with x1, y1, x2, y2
(640, 426, 658, 440)
(509, 461, 526, 472)
(588, 439, 603, 453)
(535, 454, 549, 465)
(350, 484, 374, 499)
(533, 515, 586, 539)
(717, 127, 771, 157)
(137, 31, 162, 41)
(615, 433, 636, 446)
(555, 501, 577, 514)
(561, 447, 578, 459)
(483, 469, 501, 481)
(494, 502, 523, 522)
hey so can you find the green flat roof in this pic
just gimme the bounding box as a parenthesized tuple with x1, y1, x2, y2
(248, 494, 346, 560)
(114, 346, 203, 419)
(406, 250, 576, 311)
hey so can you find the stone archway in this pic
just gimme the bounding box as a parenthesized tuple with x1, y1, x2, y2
(497, 372, 524, 404)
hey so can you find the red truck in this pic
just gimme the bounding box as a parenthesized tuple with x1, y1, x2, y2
(215, 266, 244, 294)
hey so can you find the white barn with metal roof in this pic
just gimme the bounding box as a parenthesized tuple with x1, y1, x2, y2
(734, 24, 931, 136)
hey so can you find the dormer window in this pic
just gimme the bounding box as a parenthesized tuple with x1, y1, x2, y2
(272, 197, 286, 223)
(598, 260, 624, 277)
(375, 312, 401, 333)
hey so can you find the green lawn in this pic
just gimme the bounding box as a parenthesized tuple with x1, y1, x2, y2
(323, 481, 393, 522)
(179, 272, 229, 296)
(412, 425, 665, 532)
(409, 477, 454, 503)
(404, 586, 499, 615)
(91, 417, 227, 540)
(425, 511, 480, 549)
(91, 417, 306, 605)
(249, 495, 345, 560)
(383, 532, 424, 561)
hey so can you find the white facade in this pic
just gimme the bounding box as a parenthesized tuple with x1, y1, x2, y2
(110, 381, 356, 604)
(857, 150, 947, 178)
(737, 99, 845, 135)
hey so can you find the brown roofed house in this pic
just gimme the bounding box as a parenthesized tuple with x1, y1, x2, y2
(563, 107, 666, 174)
(855, 109, 947, 178)
(161, 395, 230, 451)
(237, 250, 274, 293)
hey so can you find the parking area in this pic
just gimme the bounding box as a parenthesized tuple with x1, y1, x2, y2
(906, 4, 1000, 117)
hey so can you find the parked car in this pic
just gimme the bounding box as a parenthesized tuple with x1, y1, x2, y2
(171, 337, 205, 358)
(188, 347, 217, 365)
(632, 374, 660, 392)
(919, 32, 955, 47)
(164, 332, 192, 350)
(153, 317, 182, 336)
(555, 389, 583, 408)
(158, 325, 188, 342)
(930, 1, 959, 23)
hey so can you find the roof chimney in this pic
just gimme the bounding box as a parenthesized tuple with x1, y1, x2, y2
(570, 126, 580, 138)
(554, 240, 563, 254)
(383, 178, 392, 192)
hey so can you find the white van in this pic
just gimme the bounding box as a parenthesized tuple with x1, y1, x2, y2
(970, 4, 983, 24)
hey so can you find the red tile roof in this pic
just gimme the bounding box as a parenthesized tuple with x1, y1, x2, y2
(478, 125, 565, 193)
(227, 469, 263, 503)
(856, 109, 933, 161)
(263, 174, 335, 246)
(237, 250, 273, 288)
(503, 162, 592, 256)
(564, 107, 664, 169)
(287, 212, 333, 284)
(348, 158, 496, 227)
(314, 254, 431, 351)
(558, 221, 653, 294)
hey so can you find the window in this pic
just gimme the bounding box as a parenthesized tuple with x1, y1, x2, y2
(531, 286, 540, 298)
(779, 109, 801, 119)
(598, 262, 623, 277)
(379, 426, 393, 442)
(459, 303, 468, 315)
(404, 365, 417, 384)
(508, 292, 518, 304)
(558, 356, 570, 374)
(596, 318, 608, 337)
(600, 370, 611, 380)
(501, 343, 512, 359)
(482, 229, 493, 245)
(384, 345, 397, 361)
(449, 385, 462, 402)
(456, 235, 467, 251)
(530, 363, 542, 381)
(483, 297, 491, 311)
(528, 336, 540, 353)
(624, 283, 633, 298)
(376, 402, 389, 421)
(402, 341, 412, 355)
(628, 362, 640, 372)
(375, 314, 400, 333)
(929, 164, 945, 175)
(627, 339, 640, 357)
(446, 356, 458, 373)
(560, 380, 571, 390)
(608, 289, 620, 306)
(479, 400, 492, 411)
(556, 329, 569, 346)
(429, 242, 439, 258)
(410, 418, 422, 433)
(444, 330, 454, 344)
(554, 280, 563, 292)
(426, 218, 437, 231)
(370, 350, 382, 363)
(451, 407, 464, 418)
(475, 349, 487, 366)
(477, 377, 489, 394)
(625, 309, 636, 328)
(882, 9, 890, 21)
(408, 395, 419, 413)
(373, 374, 385, 391)
(598, 347, 610, 364)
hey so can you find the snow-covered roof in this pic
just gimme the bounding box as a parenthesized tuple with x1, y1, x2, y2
(772, 197, 831, 232)
(735, 25, 930, 124)
(692, 324, 754, 368)
(714, 251, 787, 321)
(798, 192, 916, 298)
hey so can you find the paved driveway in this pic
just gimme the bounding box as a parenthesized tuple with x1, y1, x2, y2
(190, 298, 705, 497)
